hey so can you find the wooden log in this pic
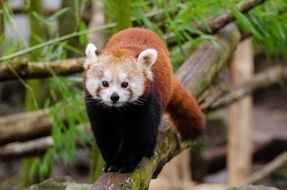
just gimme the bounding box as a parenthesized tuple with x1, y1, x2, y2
(0, 110, 52, 144)
(0, 58, 85, 82)
(0, 137, 53, 159)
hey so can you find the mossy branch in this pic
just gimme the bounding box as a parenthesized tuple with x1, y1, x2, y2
(0, 58, 85, 82)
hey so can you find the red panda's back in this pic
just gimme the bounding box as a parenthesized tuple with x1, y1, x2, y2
(106, 28, 174, 109)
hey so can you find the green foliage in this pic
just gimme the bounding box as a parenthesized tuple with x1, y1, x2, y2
(248, 0, 287, 59)
(131, 0, 241, 65)
(129, 0, 287, 67)
(100, 0, 132, 32)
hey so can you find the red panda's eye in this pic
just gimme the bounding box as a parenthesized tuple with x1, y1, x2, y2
(121, 82, 128, 88)
(102, 81, 109, 87)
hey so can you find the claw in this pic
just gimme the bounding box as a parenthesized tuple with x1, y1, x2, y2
(107, 165, 120, 172)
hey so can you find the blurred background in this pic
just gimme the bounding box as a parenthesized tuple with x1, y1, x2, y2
(0, 0, 287, 189)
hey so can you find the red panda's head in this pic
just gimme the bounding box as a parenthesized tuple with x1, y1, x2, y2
(83, 43, 158, 107)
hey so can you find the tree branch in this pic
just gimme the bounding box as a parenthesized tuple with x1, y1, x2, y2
(0, 58, 85, 82)
(201, 65, 287, 112)
(0, 137, 53, 159)
(0, 110, 52, 145)
(243, 151, 287, 184)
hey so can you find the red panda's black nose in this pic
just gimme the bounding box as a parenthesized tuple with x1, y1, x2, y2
(110, 93, 120, 103)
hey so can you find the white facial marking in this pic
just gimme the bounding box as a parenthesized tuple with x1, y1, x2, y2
(85, 55, 148, 107)
(103, 70, 112, 82)
(130, 81, 144, 101)
(85, 71, 100, 98)
(119, 72, 127, 82)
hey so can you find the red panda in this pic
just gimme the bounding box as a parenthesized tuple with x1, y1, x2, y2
(83, 28, 204, 173)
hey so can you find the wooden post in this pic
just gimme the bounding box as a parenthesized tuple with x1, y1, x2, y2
(154, 149, 193, 190)
(227, 38, 253, 185)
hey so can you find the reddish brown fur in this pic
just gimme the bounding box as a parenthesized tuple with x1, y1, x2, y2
(167, 79, 205, 139)
(105, 28, 173, 108)
(102, 28, 205, 139)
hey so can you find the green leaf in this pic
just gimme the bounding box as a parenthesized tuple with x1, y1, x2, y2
(229, 5, 263, 40)
(2, 1, 13, 24)
(32, 12, 53, 28)
(48, 7, 69, 21)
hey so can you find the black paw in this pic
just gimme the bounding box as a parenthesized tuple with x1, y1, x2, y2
(144, 148, 155, 158)
(103, 164, 110, 173)
(103, 164, 120, 173)
(103, 164, 137, 173)
(118, 164, 137, 173)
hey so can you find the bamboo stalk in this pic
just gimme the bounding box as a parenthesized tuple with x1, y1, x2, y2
(114, 0, 132, 32)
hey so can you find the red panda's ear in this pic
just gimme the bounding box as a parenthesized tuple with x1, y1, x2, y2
(85, 43, 97, 58)
(137, 49, 158, 69)
(84, 43, 98, 69)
